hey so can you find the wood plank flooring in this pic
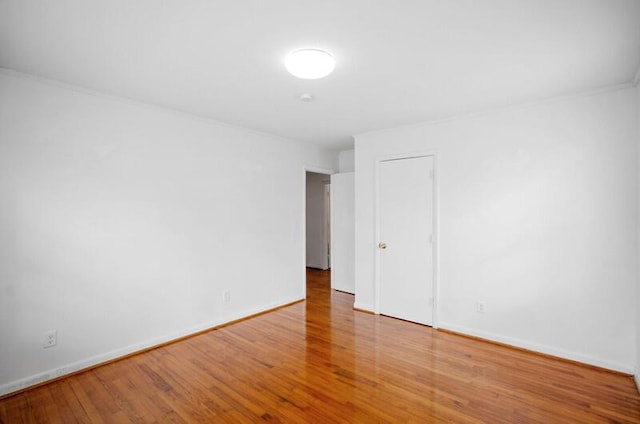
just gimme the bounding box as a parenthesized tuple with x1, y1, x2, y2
(1, 269, 639, 423)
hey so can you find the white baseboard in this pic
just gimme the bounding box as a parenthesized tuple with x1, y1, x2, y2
(635, 371, 640, 394)
(353, 301, 374, 312)
(0, 296, 302, 398)
(438, 322, 634, 374)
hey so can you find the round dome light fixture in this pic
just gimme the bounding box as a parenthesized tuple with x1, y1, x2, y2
(285, 49, 335, 79)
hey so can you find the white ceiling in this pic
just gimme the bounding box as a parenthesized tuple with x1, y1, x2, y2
(1, 1, 639, 150)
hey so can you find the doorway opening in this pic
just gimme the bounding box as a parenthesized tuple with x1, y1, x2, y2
(305, 171, 331, 271)
(304, 170, 332, 298)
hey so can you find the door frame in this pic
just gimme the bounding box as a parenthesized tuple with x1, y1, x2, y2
(302, 166, 334, 299)
(374, 150, 439, 327)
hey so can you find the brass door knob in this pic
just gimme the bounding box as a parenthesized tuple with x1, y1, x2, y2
(378, 242, 388, 250)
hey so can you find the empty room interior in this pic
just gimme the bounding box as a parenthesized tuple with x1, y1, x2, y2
(2, 1, 640, 422)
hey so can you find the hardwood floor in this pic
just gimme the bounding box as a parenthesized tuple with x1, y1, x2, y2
(1, 268, 639, 423)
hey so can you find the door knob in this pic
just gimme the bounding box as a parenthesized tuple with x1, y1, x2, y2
(378, 242, 388, 250)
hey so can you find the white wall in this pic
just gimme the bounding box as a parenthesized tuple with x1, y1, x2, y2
(355, 86, 637, 372)
(306, 172, 330, 269)
(0, 71, 338, 395)
(339, 149, 355, 173)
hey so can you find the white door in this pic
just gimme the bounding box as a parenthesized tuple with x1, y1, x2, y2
(378, 156, 434, 326)
(330, 172, 355, 293)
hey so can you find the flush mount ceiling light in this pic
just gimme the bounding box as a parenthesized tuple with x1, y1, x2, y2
(285, 49, 335, 79)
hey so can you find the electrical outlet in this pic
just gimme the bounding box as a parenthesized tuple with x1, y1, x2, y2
(223, 290, 231, 303)
(476, 301, 486, 314)
(43, 330, 57, 348)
